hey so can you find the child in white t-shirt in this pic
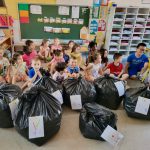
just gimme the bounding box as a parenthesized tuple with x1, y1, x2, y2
(85, 53, 109, 81)
(53, 62, 67, 83)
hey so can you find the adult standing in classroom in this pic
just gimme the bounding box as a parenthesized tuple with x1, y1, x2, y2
(125, 43, 149, 80)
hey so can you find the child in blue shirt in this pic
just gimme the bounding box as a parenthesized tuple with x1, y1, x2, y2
(66, 58, 80, 78)
(21, 57, 42, 90)
(125, 43, 149, 79)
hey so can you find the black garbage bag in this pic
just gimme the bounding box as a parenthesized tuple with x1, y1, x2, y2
(62, 77, 96, 108)
(124, 86, 150, 119)
(14, 85, 62, 146)
(35, 76, 62, 93)
(79, 103, 117, 141)
(0, 83, 22, 128)
(94, 76, 125, 110)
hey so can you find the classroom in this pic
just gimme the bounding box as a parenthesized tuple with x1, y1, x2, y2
(0, 0, 150, 150)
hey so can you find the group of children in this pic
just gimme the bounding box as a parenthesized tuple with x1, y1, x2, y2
(0, 38, 148, 91)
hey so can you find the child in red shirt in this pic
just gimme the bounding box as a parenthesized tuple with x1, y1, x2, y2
(107, 53, 129, 80)
(22, 40, 37, 68)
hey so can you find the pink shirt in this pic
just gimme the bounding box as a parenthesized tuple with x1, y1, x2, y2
(49, 57, 65, 66)
(51, 45, 62, 51)
(22, 50, 37, 68)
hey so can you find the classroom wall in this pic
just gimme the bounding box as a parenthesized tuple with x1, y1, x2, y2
(2, 0, 56, 19)
(112, 0, 150, 7)
(56, 0, 93, 6)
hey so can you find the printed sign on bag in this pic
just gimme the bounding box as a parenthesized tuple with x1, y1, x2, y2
(101, 125, 124, 146)
(9, 98, 19, 120)
(70, 95, 82, 110)
(29, 116, 44, 139)
(52, 90, 63, 104)
(114, 81, 125, 97)
(135, 96, 150, 115)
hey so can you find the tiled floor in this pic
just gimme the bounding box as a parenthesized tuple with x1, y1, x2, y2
(0, 79, 149, 150)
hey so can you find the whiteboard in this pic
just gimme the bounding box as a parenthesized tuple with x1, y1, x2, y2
(142, 0, 150, 3)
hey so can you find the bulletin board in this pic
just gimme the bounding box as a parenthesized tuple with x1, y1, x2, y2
(18, 3, 90, 40)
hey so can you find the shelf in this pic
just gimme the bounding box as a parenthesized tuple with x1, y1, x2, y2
(127, 13, 137, 15)
(0, 26, 9, 29)
(105, 7, 150, 56)
(112, 32, 122, 34)
(0, 37, 10, 45)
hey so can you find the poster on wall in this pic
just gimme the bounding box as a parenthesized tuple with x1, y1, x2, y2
(72, 6, 80, 18)
(93, 0, 102, 6)
(99, 6, 108, 19)
(92, 6, 100, 18)
(30, 5, 42, 14)
(98, 19, 106, 31)
(90, 19, 98, 35)
(101, 0, 108, 6)
(58, 6, 70, 15)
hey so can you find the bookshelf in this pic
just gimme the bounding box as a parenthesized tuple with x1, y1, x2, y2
(105, 7, 150, 56)
(0, 13, 14, 57)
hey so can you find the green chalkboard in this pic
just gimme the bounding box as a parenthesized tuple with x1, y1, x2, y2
(18, 4, 90, 40)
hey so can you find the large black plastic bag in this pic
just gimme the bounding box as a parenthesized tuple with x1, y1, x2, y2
(62, 77, 96, 108)
(14, 85, 62, 146)
(94, 76, 125, 110)
(35, 76, 62, 93)
(0, 83, 22, 128)
(124, 86, 150, 119)
(79, 103, 117, 141)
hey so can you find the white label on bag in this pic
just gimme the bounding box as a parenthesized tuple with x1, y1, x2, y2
(9, 98, 19, 120)
(29, 116, 44, 139)
(114, 81, 125, 96)
(135, 96, 150, 115)
(52, 90, 63, 104)
(70, 95, 82, 110)
(101, 125, 124, 146)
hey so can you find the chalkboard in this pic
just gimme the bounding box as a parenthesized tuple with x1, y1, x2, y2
(18, 4, 90, 40)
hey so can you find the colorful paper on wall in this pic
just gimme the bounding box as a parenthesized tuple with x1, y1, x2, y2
(101, 0, 108, 6)
(90, 19, 98, 35)
(98, 19, 106, 31)
(19, 4, 29, 24)
(30, 5, 42, 14)
(92, 6, 100, 18)
(99, 6, 108, 19)
(58, 6, 70, 15)
(18, 4, 29, 11)
(96, 31, 105, 47)
(19, 10, 29, 17)
(72, 6, 80, 18)
(93, 0, 102, 6)
(20, 17, 29, 23)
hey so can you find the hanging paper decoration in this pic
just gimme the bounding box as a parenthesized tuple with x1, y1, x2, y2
(98, 19, 106, 31)
(90, 19, 98, 35)
(18, 4, 29, 24)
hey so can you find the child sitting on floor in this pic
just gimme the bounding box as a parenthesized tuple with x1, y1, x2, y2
(85, 53, 104, 80)
(22, 57, 42, 90)
(66, 58, 80, 78)
(106, 53, 129, 81)
(53, 62, 67, 83)
(62, 46, 70, 64)
(70, 43, 82, 67)
(22, 40, 37, 68)
(86, 41, 97, 65)
(66, 40, 75, 56)
(51, 38, 62, 53)
(48, 50, 65, 75)
(0, 47, 10, 83)
(100, 48, 109, 70)
(10, 53, 28, 84)
(38, 39, 51, 61)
